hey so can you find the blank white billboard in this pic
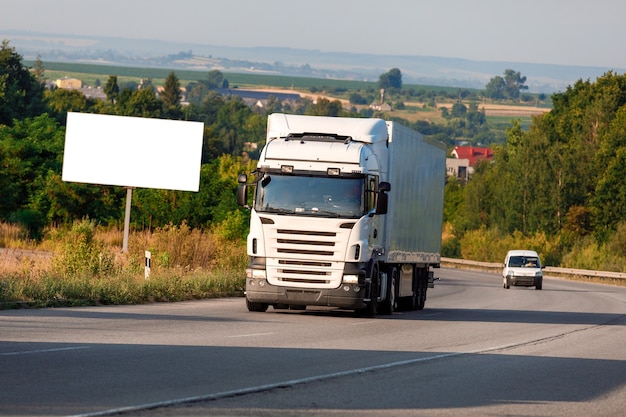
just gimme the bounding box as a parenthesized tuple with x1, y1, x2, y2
(62, 112, 204, 191)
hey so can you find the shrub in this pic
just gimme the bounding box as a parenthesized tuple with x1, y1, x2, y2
(52, 218, 117, 278)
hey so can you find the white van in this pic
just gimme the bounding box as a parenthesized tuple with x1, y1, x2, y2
(502, 250, 543, 290)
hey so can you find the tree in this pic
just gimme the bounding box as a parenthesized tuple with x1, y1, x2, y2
(103, 75, 119, 104)
(450, 102, 467, 118)
(161, 71, 182, 118)
(305, 97, 343, 117)
(205, 70, 225, 89)
(485, 69, 528, 100)
(503, 69, 528, 99)
(485, 75, 505, 99)
(120, 87, 162, 117)
(0, 114, 65, 223)
(0, 40, 46, 126)
(378, 68, 402, 90)
(33, 55, 45, 83)
(44, 88, 92, 124)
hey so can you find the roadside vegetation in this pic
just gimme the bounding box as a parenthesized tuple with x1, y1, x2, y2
(0, 219, 246, 308)
(2, 39, 626, 307)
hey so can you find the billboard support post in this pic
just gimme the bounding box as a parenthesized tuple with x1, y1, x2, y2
(122, 187, 133, 253)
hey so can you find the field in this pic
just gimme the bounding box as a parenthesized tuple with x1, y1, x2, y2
(37, 61, 550, 118)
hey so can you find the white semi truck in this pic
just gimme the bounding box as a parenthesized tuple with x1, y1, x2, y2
(237, 113, 445, 316)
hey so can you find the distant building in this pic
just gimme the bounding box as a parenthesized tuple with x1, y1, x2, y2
(214, 88, 300, 109)
(451, 146, 494, 166)
(369, 102, 392, 112)
(55, 77, 82, 89)
(446, 158, 470, 182)
(446, 146, 494, 182)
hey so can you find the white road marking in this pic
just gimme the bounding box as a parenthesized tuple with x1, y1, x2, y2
(1, 346, 90, 356)
(227, 332, 276, 338)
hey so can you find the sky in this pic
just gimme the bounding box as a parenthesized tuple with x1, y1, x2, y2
(2, 0, 626, 69)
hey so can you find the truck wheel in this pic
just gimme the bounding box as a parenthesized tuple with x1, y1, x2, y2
(379, 267, 398, 315)
(411, 268, 428, 310)
(246, 299, 269, 312)
(358, 264, 380, 317)
(416, 272, 427, 311)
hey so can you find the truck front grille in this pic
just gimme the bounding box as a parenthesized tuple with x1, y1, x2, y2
(266, 226, 345, 288)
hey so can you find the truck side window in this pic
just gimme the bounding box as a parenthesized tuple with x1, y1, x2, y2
(366, 176, 378, 212)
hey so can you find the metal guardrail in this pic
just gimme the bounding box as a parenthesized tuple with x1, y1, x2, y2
(440, 257, 626, 282)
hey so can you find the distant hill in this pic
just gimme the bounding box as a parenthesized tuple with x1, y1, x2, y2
(3, 30, 624, 94)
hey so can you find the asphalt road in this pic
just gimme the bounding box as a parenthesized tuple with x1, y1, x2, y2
(1, 268, 625, 417)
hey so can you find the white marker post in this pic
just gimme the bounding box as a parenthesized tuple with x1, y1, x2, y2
(144, 250, 151, 279)
(62, 112, 204, 252)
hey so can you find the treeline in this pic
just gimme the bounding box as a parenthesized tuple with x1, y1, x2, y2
(445, 71, 626, 271)
(0, 41, 370, 240)
(3, 39, 626, 272)
(1, 40, 260, 240)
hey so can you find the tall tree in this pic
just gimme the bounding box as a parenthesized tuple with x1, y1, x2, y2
(378, 68, 402, 90)
(33, 55, 45, 83)
(103, 75, 120, 104)
(205, 70, 225, 89)
(503, 69, 528, 99)
(161, 71, 182, 118)
(0, 40, 46, 125)
(485, 69, 527, 100)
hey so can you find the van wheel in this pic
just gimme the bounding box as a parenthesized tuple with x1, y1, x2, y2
(505, 276, 511, 289)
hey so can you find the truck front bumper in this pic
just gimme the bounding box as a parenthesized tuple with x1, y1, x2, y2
(246, 278, 367, 310)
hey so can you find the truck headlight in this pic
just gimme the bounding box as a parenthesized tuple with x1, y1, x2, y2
(246, 269, 267, 279)
(342, 274, 359, 284)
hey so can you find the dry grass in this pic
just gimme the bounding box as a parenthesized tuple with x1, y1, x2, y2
(0, 221, 247, 308)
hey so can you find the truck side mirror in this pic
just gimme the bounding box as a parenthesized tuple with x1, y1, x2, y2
(237, 174, 248, 207)
(376, 182, 391, 215)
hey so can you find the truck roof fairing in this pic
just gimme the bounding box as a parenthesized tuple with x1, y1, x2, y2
(267, 113, 388, 144)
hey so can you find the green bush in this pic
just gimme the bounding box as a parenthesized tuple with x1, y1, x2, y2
(52, 218, 117, 278)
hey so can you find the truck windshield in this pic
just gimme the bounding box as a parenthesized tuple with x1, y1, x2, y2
(255, 174, 365, 218)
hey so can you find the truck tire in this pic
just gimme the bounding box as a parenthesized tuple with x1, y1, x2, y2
(379, 267, 398, 315)
(415, 271, 427, 311)
(246, 299, 269, 312)
(357, 263, 380, 317)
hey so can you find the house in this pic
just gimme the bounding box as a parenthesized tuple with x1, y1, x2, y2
(450, 146, 494, 166)
(446, 158, 470, 182)
(446, 146, 494, 181)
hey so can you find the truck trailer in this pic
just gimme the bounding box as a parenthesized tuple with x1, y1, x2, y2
(237, 113, 445, 316)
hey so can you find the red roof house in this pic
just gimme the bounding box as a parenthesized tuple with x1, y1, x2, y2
(450, 146, 494, 166)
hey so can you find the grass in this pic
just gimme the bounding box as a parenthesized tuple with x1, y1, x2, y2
(0, 220, 247, 309)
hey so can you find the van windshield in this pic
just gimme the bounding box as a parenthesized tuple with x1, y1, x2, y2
(509, 256, 540, 268)
(254, 174, 365, 218)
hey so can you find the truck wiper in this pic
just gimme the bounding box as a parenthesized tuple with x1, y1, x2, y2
(308, 209, 341, 218)
(262, 207, 295, 214)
